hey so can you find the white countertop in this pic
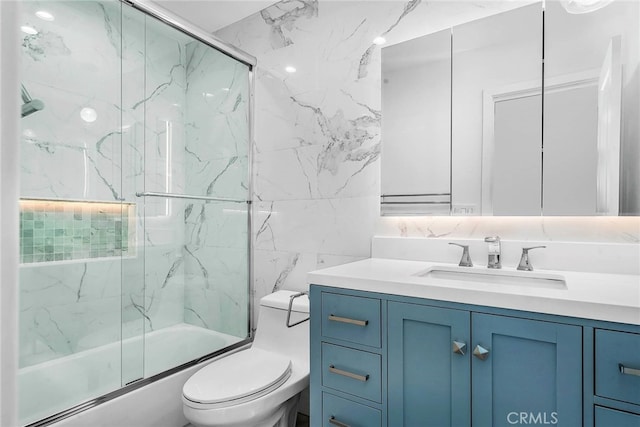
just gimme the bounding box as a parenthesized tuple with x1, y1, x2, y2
(308, 258, 640, 325)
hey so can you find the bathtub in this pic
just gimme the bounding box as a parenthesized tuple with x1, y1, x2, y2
(19, 324, 243, 426)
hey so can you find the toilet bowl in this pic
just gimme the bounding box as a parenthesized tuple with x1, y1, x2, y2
(183, 291, 310, 427)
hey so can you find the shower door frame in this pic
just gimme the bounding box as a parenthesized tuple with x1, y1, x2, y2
(23, 1, 256, 426)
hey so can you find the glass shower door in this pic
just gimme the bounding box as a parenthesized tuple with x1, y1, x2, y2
(18, 0, 133, 423)
(18, 0, 252, 424)
(136, 10, 251, 378)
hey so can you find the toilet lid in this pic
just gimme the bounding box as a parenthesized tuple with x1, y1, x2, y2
(183, 348, 292, 405)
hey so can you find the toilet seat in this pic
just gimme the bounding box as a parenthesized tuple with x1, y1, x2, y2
(183, 348, 292, 409)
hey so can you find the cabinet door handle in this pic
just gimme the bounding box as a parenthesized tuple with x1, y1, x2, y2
(329, 365, 369, 382)
(329, 416, 351, 427)
(328, 314, 368, 327)
(619, 363, 640, 377)
(453, 340, 467, 355)
(473, 344, 490, 361)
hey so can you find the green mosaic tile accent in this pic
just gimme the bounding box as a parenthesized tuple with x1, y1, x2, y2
(19, 199, 135, 264)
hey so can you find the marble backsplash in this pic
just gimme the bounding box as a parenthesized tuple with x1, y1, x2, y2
(373, 216, 640, 275)
(376, 216, 640, 243)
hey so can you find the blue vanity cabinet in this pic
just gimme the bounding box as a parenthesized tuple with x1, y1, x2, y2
(471, 313, 582, 426)
(310, 284, 638, 427)
(387, 302, 471, 426)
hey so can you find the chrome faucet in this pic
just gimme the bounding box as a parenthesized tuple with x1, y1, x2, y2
(517, 246, 546, 271)
(449, 243, 473, 267)
(484, 236, 501, 269)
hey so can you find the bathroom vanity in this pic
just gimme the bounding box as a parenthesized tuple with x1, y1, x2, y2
(308, 258, 640, 427)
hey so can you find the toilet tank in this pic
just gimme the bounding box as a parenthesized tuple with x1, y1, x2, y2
(252, 291, 309, 363)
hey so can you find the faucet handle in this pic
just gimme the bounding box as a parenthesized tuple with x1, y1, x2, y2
(517, 246, 546, 271)
(484, 236, 500, 243)
(449, 243, 473, 267)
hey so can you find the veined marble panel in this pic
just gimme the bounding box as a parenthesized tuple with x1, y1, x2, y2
(254, 142, 380, 200)
(19, 259, 122, 367)
(183, 199, 249, 337)
(253, 196, 379, 256)
(184, 201, 248, 250)
(141, 196, 188, 331)
(183, 247, 249, 338)
(252, 249, 365, 325)
(184, 155, 250, 200)
(184, 41, 250, 200)
(20, 82, 124, 201)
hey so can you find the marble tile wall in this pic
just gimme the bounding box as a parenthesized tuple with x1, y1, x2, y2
(215, 0, 639, 326)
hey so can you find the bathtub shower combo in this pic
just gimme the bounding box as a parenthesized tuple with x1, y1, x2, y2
(18, 1, 253, 425)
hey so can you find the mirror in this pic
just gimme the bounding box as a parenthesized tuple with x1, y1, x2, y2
(381, 29, 451, 215)
(454, 3, 543, 216)
(543, 0, 639, 215)
(381, 0, 639, 216)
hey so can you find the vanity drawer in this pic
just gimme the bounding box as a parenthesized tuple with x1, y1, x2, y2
(322, 343, 382, 403)
(595, 406, 640, 426)
(321, 292, 381, 348)
(322, 392, 381, 427)
(595, 329, 640, 405)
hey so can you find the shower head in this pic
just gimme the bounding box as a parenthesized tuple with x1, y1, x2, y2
(21, 84, 45, 118)
(22, 99, 45, 118)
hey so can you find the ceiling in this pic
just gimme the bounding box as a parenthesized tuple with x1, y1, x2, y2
(151, 0, 277, 33)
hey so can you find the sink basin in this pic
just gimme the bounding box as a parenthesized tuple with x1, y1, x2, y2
(415, 265, 567, 289)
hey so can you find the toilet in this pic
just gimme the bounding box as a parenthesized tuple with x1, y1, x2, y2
(182, 290, 310, 427)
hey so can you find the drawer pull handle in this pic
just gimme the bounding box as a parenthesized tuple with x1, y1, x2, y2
(329, 416, 351, 427)
(619, 363, 640, 377)
(329, 314, 368, 327)
(329, 365, 369, 382)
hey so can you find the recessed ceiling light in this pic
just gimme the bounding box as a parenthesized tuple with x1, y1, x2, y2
(373, 36, 386, 45)
(80, 107, 97, 123)
(35, 10, 55, 21)
(285, 66, 297, 73)
(21, 25, 38, 35)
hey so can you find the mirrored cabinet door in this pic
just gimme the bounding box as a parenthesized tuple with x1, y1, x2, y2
(381, 29, 451, 215)
(452, 3, 543, 216)
(544, 0, 640, 216)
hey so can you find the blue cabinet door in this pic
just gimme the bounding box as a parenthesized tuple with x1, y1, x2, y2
(388, 302, 471, 427)
(471, 313, 582, 427)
